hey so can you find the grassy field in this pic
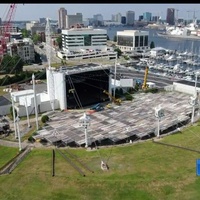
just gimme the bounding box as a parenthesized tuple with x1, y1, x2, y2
(1, 124, 200, 200)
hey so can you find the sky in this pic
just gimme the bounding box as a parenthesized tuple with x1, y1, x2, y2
(0, 4, 200, 21)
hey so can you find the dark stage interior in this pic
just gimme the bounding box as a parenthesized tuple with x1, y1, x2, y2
(65, 69, 110, 109)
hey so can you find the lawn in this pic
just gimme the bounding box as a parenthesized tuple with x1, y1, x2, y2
(1, 124, 200, 200)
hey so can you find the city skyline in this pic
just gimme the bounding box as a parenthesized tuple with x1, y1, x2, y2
(0, 4, 200, 22)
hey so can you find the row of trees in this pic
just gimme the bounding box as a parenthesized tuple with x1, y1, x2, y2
(0, 70, 46, 86)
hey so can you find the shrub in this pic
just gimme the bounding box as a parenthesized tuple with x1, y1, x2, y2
(28, 136, 35, 143)
(41, 115, 49, 123)
(125, 94, 133, 101)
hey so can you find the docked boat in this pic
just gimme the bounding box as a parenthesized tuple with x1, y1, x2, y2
(157, 18, 200, 40)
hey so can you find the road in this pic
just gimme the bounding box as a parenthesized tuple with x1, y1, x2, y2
(34, 44, 61, 64)
(111, 65, 174, 88)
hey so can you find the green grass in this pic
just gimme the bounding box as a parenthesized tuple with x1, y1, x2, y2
(1, 125, 200, 200)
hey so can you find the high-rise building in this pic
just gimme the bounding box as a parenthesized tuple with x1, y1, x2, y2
(39, 18, 46, 25)
(166, 8, 175, 25)
(58, 7, 67, 29)
(93, 14, 104, 26)
(126, 11, 135, 26)
(121, 16, 126, 24)
(143, 12, 152, 22)
(66, 13, 83, 29)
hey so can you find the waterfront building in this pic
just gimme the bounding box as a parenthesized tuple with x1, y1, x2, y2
(166, 8, 175, 25)
(61, 26, 107, 53)
(58, 7, 67, 29)
(112, 13, 122, 24)
(66, 13, 83, 29)
(121, 16, 126, 25)
(93, 14, 104, 26)
(116, 30, 149, 52)
(143, 12, 152, 22)
(126, 11, 135, 26)
(138, 15, 143, 21)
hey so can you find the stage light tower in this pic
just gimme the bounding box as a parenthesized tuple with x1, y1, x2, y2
(79, 112, 91, 148)
(155, 105, 165, 138)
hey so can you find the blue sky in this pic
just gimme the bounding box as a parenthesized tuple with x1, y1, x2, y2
(0, 4, 200, 21)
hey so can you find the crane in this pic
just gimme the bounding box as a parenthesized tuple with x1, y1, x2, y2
(103, 90, 121, 105)
(0, 4, 17, 63)
(142, 66, 149, 90)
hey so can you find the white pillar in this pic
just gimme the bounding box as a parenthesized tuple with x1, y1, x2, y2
(25, 97, 31, 128)
(157, 118, 160, 138)
(11, 95, 17, 138)
(191, 104, 195, 124)
(32, 74, 39, 130)
(16, 116, 22, 151)
(113, 53, 117, 99)
(84, 126, 88, 148)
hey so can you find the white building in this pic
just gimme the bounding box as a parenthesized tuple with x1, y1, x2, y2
(26, 21, 40, 31)
(10, 89, 59, 117)
(7, 38, 35, 63)
(150, 47, 167, 57)
(117, 30, 150, 52)
(173, 80, 200, 95)
(61, 26, 107, 53)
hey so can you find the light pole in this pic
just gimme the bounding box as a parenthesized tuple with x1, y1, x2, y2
(25, 96, 31, 128)
(190, 94, 198, 124)
(16, 115, 22, 151)
(113, 52, 117, 99)
(32, 74, 39, 130)
(79, 112, 91, 148)
(194, 71, 200, 116)
(155, 105, 164, 138)
(10, 94, 17, 139)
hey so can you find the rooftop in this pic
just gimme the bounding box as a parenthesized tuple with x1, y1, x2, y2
(57, 63, 112, 75)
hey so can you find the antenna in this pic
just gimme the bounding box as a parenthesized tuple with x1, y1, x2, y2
(45, 17, 55, 111)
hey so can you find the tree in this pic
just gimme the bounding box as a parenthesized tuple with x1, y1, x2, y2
(107, 35, 110, 40)
(20, 28, 30, 38)
(32, 34, 41, 44)
(34, 51, 42, 63)
(56, 35, 62, 49)
(0, 54, 24, 74)
(114, 48, 122, 58)
(150, 41, 155, 49)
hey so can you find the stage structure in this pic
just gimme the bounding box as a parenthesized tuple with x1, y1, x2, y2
(51, 63, 112, 110)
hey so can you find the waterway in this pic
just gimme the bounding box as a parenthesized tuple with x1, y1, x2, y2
(105, 26, 200, 53)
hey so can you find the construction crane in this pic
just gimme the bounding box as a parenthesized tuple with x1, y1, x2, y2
(142, 66, 149, 90)
(103, 90, 121, 105)
(0, 4, 17, 63)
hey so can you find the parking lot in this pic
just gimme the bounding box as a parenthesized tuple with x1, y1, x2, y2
(35, 91, 193, 147)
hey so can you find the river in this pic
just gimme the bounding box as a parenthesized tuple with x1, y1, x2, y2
(105, 26, 200, 53)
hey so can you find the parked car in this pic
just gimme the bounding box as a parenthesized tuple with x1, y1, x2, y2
(90, 103, 104, 111)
